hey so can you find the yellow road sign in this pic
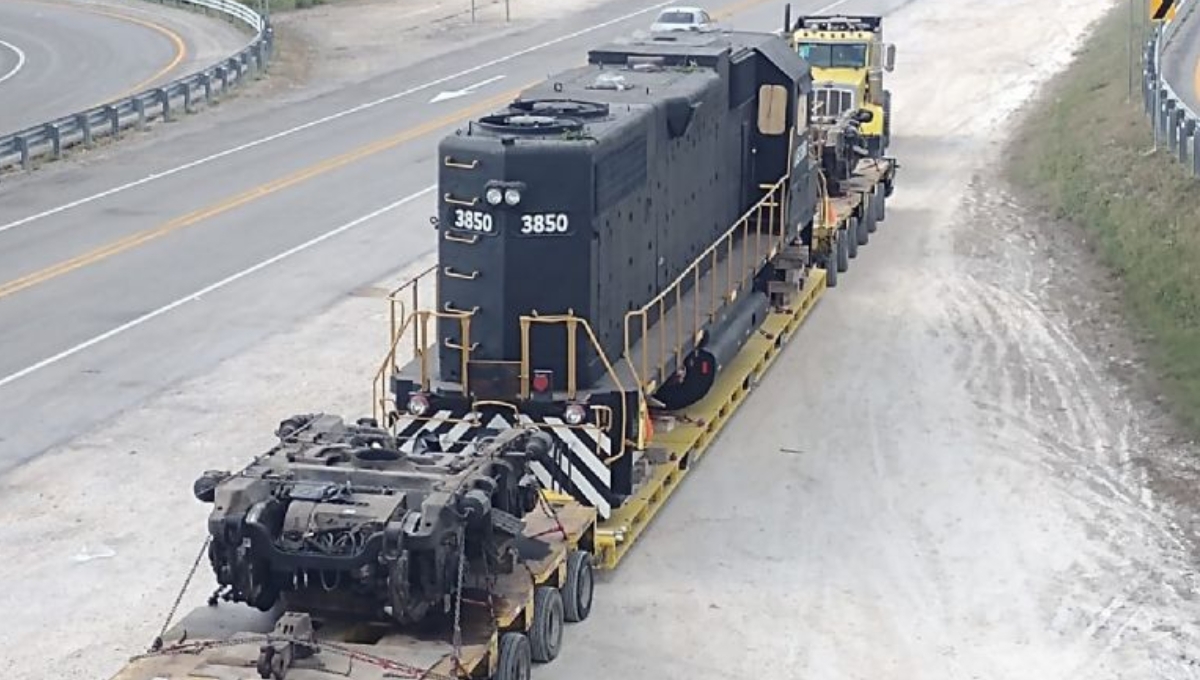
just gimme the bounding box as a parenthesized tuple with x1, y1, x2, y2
(1151, 0, 1177, 21)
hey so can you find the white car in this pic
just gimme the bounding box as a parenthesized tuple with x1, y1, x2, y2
(649, 6, 717, 33)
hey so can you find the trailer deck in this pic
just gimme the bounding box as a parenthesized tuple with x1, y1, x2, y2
(111, 495, 597, 680)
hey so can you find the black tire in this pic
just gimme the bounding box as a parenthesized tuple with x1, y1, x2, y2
(496, 632, 532, 680)
(824, 253, 839, 287)
(857, 209, 870, 245)
(867, 190, 880, 232)
(836, 232, 849, 273)
(845, 218, 858, 259)
(561, 550, 594, 623)
(530, 587, 564, 663)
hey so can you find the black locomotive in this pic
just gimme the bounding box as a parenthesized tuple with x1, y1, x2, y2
(390, 30, 819, 515)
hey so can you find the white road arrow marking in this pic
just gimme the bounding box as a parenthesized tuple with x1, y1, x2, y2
(429, 74, 507, 103)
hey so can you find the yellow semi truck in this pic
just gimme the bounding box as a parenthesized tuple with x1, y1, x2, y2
(783, 9, 896, 157)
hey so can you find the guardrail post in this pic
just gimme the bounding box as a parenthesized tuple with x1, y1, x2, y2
(1158, 90, 1171, 139)
(158, 88, 172, 123)
(1180, 119, 1194, 166)
(15, 135, 29, 171)
(1167, 103, 1180, 153)
(1142, 69, 1153, 115)
(256, 41, 268, 75)
(105, 105, 120, 140)
(45, 124, 61, 160)
(203, 73, 215, 105)
(1193, 131, 1200, 177)
(76, 113, 93, 148)
(134, 98, 147, 131)
(182, 81, 193, 114)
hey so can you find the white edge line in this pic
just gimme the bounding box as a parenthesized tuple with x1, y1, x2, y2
(0, 185, 436, 389)
(0, 39, 27, 86)
(0, 0, 676, 236)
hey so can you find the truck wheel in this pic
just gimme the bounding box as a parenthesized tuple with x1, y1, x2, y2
(530, 587, 564, 662)
(845, 219, 859, 259)
(874, 187, 886, 225)
(824, 254, 839, 288)
(561, 550, 593, 623)
(836, 232, 849, 273)
(857, 210, 871, 246)
(496, 632, 531, 680)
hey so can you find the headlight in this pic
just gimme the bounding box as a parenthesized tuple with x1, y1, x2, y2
(485, 187, 503, 205)
(504, 188, 521, 206)
(564, 403, 586, 425)
(406, 393, 430, 416)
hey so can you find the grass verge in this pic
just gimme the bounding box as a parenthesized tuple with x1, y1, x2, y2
(1007, 1, 1200, 434)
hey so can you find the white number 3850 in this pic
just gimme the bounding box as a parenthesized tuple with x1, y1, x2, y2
(520, 213, 569, 235)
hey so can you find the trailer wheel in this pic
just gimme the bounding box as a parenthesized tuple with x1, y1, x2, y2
(496, 632, 532, 680)
(562, 550, 594, 623)
(836, 232, 849, 273)
(530, 587, 564, 662)
(874, 186, 887, 224)
(856, 210, 871, 246)
(845, 219, 858, 259)
(824, 254, 839, 287)
(873, 189, 883, 233)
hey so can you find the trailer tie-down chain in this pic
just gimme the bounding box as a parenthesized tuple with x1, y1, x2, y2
(450, 525, 468, 676)
(149, 535, 212, 653)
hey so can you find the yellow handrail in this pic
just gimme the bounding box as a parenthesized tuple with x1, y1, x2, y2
(622, 176, 792, 389)
(518, 311, 642, 465)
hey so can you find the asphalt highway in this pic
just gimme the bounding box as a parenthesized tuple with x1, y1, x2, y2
(0, 0, 912, 470)
(1161, 0, 1200, 115)
(0, 0, 241, 135)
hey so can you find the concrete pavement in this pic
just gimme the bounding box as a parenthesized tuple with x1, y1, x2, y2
(3, 1, 1200, 679)
(0, 0, 854, 471)
(0, 0, 247, 135)
(1161, 0, 1200, 116)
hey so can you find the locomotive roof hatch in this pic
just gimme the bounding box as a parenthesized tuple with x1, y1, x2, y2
(586, 29, 814, 92)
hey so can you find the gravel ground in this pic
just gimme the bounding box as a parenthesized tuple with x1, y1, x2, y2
(1, 0, 1199, 678)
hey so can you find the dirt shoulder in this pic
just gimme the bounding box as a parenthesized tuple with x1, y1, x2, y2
(261, 0, 616, 94)
(1005, 3, 1200, 550)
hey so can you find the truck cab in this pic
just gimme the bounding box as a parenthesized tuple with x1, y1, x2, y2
(784, 12, 896, 156)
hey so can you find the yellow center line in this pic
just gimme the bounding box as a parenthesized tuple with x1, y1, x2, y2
(15, 0, 188, 106)
(0, 85, 538, 301)
(82, 6, 189, 104)
(0, 0, 778, 302)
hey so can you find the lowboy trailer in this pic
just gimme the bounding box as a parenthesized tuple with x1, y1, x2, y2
(108, 20, 898, 680)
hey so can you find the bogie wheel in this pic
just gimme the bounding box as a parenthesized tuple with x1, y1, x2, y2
(496, 632, 532, 680)
(857, 209, 871, 246)
(836, 232, 849, 273)
(845, 219, 859, 259)
(530, 587, 565, 663)
(561, 550, 594, 623)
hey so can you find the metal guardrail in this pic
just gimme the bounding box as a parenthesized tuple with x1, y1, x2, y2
(0, 0, 272, 179)
(1143, 0, 1200, 176)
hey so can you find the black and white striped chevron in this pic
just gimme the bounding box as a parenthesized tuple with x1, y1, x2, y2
(391, 410, 615, 518)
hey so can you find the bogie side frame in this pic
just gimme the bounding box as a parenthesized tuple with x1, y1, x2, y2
(111, 492, 598, 680)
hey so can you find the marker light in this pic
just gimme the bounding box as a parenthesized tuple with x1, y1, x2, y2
(486, 187, 503, 205)
(504, 188, 521, 206)
(564, 403, 587, 426)
(406, 393, 430, 416)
